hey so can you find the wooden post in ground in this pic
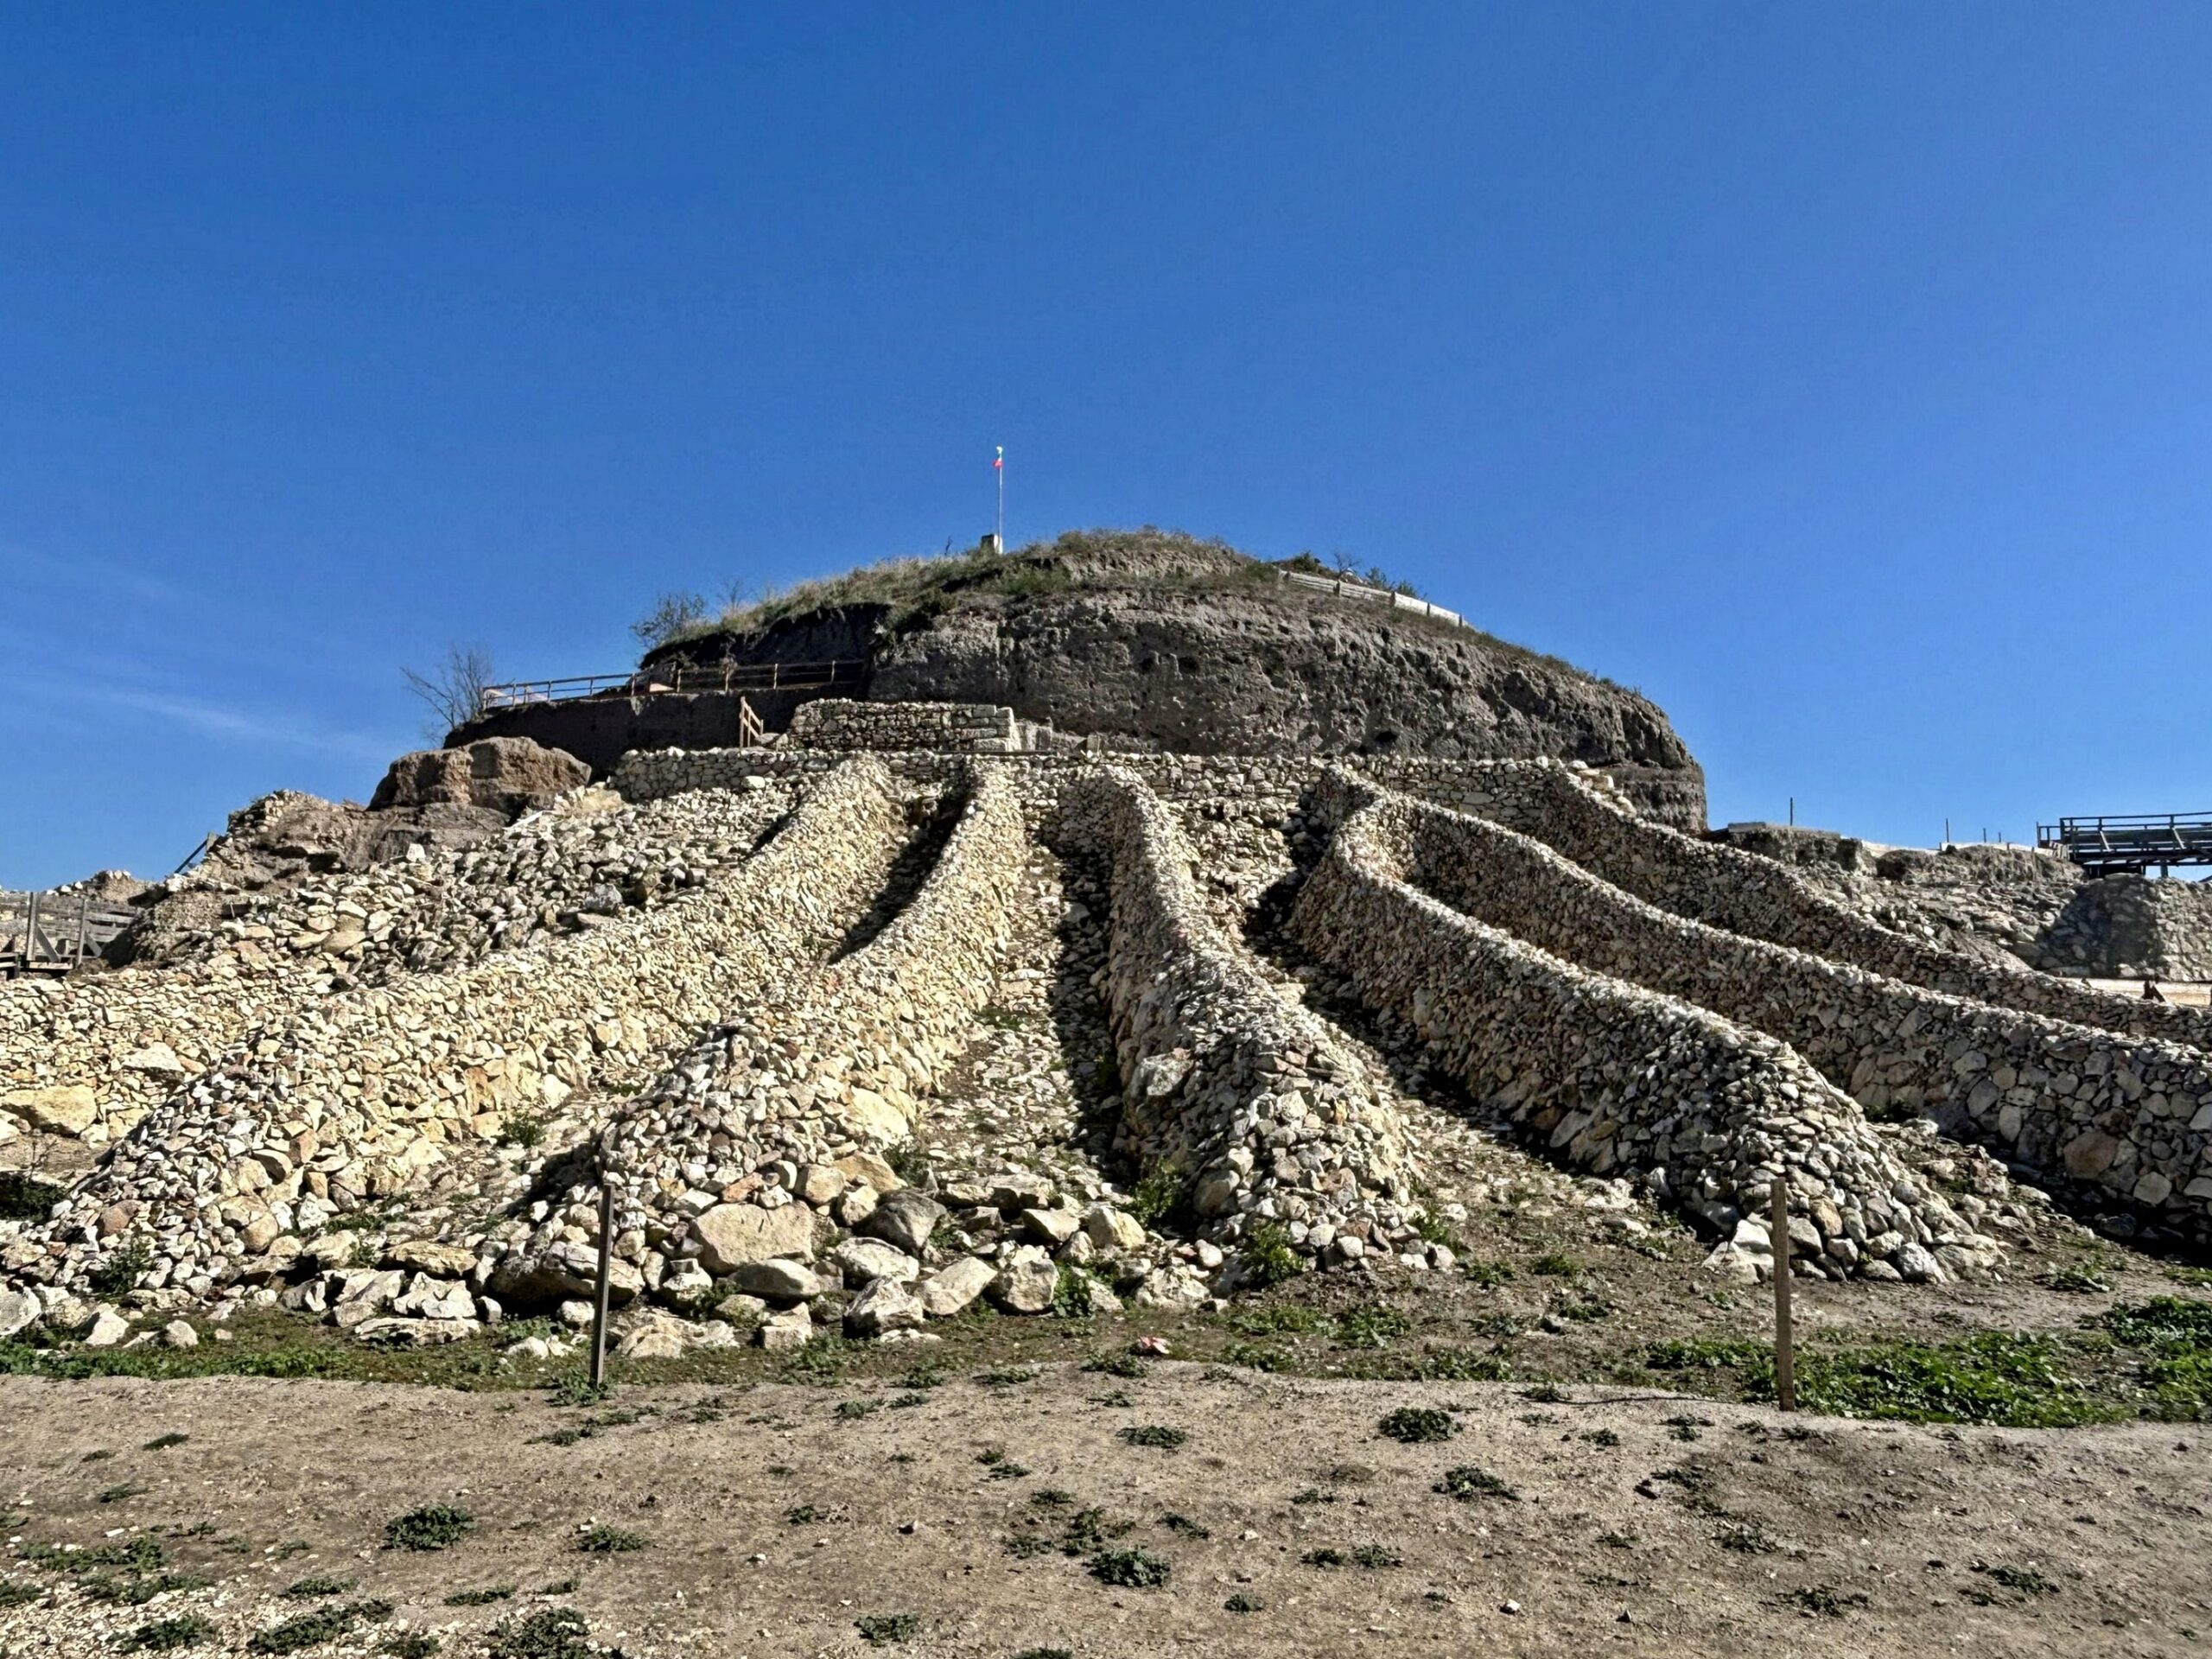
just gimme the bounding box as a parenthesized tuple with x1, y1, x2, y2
(1770, 1179, 1796, 1412)
(589, 1166, 614, 1393)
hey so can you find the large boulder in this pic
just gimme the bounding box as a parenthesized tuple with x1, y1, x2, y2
(370, 737, 589, 816)
(860, 1190, 945, 1257)
(693, 1203, 818, 1274)
(0, 1085, 99, 1139)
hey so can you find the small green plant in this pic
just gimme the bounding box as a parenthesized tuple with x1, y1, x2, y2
(1225, 1591, 1265, 1611)
(1221, 1341, 1286, 1372)
(1530, 1251, 1582, 1278)
(1973, 1560, 2058, 1596)
(1522, 1382, 1567, 1403)
(1052, 1265, 1101, 1320)
(1581, 1427, 1622, 1447)
(785, 1503, 826, 1525)
(1433, 1465, 1519, 1501)
(0, 1171, 67, 1222)
(1119, 1424, 1187, 1449)
(499, 1111, 548, 1149)
(443, 1586, 515, 1606)
(1083, 1351, 1149, 1378)
(1160, 1513, 1211, 1539)
(1088, 1547, 1171, 1588)
(1300, 1547, 1346, 1567)
(835, 1398, 880, 1421)
(384, 1504, 474, 1552)
(88, 1240, 153, 1297)
(1377, 1407, 1456, 1444)
(1350, 1544, 1402, 1568)
(547, 1374, 612, 1408)
(1239, 1224, 1301, 1288)
(99, 1481, 149, 1503)
(855, 1611, 920, 1645)
(141, 1433, 189, 1452)
(116, 1615, 217, 1652)
(282, 1574, 353, 1599)
(901, 1360, 947, 1389)
(1334, 1305, 1410, 1350)
(976, 1364, 1039, 1388)
(379, 1637, 442, 1659)
(1127, 1166, 1188, 1230)
(2040, 1266, 2111, 1294)
(575, 1523, 648, 1554)
(0, 1578, 42, 1607)
(1462, 1258, 1515, 1288)
(486, 1606, 594, 1659)
(247, 1600, 394, 1654)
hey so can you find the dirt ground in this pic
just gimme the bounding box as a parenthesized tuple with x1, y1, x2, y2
(2, 1367, 2208, 1659)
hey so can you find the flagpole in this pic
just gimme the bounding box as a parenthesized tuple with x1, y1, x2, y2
(995, 446, 1005, 551)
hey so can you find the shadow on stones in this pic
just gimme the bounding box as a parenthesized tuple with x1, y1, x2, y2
(828, 782, 964, 963)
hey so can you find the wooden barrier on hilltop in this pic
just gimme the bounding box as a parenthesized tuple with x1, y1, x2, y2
(1, 889, 137, 976)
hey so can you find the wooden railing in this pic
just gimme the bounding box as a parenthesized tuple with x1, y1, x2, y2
(1278, 569, 1470, 630)
(480, 658, 867, 711)
(2, 889, 137, 976)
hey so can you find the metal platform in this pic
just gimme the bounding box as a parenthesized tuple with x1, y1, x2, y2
(2037, 812, 2212, 876)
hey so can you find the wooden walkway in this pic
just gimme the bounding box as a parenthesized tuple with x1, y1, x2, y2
(1, 889, 137, 977)
(481, 658, 867, 711)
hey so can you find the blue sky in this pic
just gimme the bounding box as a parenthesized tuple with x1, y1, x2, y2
(3, 6, 2208, 886)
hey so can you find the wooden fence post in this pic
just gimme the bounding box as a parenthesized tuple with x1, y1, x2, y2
(588, 1164, 614, 1393)
(1770, 1179, 1796, 1412)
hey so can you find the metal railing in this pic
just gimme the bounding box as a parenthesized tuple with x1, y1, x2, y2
(2037, 811, 2212, 874)
(480, 658, 867, 711)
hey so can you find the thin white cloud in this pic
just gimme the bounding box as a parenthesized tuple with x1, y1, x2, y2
(0, 539, 196, 613)
(80, 684, 398, 763)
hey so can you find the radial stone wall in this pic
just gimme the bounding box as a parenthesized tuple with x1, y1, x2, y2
(8, 760, 909, 1299)
(1292, 779, 1985, 1281)
(1344, 774, 2212, 1242)
(1056, 766, 1422, 1268)
(1503, 769, 2212, 1054)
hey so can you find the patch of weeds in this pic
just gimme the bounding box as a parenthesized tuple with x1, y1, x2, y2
(1377, 1407, 1456, 1444)
(834, 1398, 880, 1421)
(115, 1615, 216, 1652)
(1973, 1560, 2058, 1596)
(1291, 1486, 1336, 1505)
(1350, 1544, 1402, 1568)
(975, 1004, 1033, 1031)
(1058, 1507, 1134, 1554)
(1530, 1251, 1582, 1278)
(1127, 1166, 1190, 1230)
(1087, 1388, 1134, 1408)
(246, 1600, 395, 1654)
(1598, 1530, 1637, 1548)
(1580, 1428, 1622, 1448)
(499, 1111, 548, 1149)
(379, 1637, 441, 1659)
(575, 1524, 648, 1554)
(539, 1578, 578, 1595)
(1713, 1521, 1779, 1554)
(1347, 1344, 1507, 1383)
(444, 1586, 516, 1606)
(0, 1171, 67, 1222)
(82, 1448, 116, 1462)
(1644, 1336, 1768, 1373)
(976, 1364, 1039, 1388)
(281, 1575, 354, 1599)
(1010, 1650, 1072, 1659)
(1052, 1265, 1102, 1319)
(1221, 1340, 1286, 1372)
(900, 1361, 947, 1389)
(1433, 1465, 1520, 1501)
(82, 1571, 209, 1605)
(1300, 1547, 1346, 1567)
(2167, 1266, 2212, 1290)
(1778, 1585, 1871, 1617)
(99, 1482, 149, 1503)
(2041, 1267, 2111, 1294)
(1335, 1305, 1410, 1350)
(142, 1433, 190, 1452)
(546, 1374, 612, 1408)
(1001, 1532, 1056, 1560)
(1548, 1294, 1613, 1323)
(1663, 1414, 1714, 1442)
(531, 1427, 591, 1447)
(1521, 1382, 1566, 1403)
(2104, 1295, 2212, 1351)
(22, 1536, 167, 1576)
(887, 1392, 930, 1409)
(785, 1503, 827, 1525)
(1755, 1332, 2107, 1427)
(1239, 1223, 1301, 1288)
(1118, 1424, 1187, 1450)
(1462, 1258, 1515, 1288)
(855, 1611, 920, 1645)
(988, 1461, 1031, 1480)
(1082, 1351, 1149, 1378)
(384, 1504, 474, 1552)
(1088, 1547, 1171, 1588)
(1229, 1304, 1329, 1335)
(1160, 1513, 1211, 1539)
(0, 1578, 42, 1607)
(1225, 1591, 1265, 1612)
(486, 1606, 594, 1659)
(88, 1240, 153, 1297)
(1032, 1489, 1074, 1508)
(272, 1541, 312, 1560)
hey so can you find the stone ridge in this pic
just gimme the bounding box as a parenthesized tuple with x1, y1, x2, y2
(1368, 774, 2212, 1245)
(0, 783, 793, 1148)
(1293, 776, 1973, 1282)
(1057, 767, 1421, 1269)
(1506, 766, 2212, 1052)
(524, 768, 1030, 1307)
(7, 760, 910, 1299)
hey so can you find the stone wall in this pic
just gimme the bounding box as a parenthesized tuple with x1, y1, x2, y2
(1290, 781, 1982, 1281)
(7, 760, 912, 1300)
(785, 698, 1024, 753)
(1344, 776, 2212, 1243)
(0, 785, 792, 1147)
(1503, 768, 2212, 1054)
(494, 767, 1031, 1304)
(1054, 767, 1422, 1271)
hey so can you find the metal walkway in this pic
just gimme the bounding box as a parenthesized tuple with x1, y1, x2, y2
(2037, 812, 2212, 876)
